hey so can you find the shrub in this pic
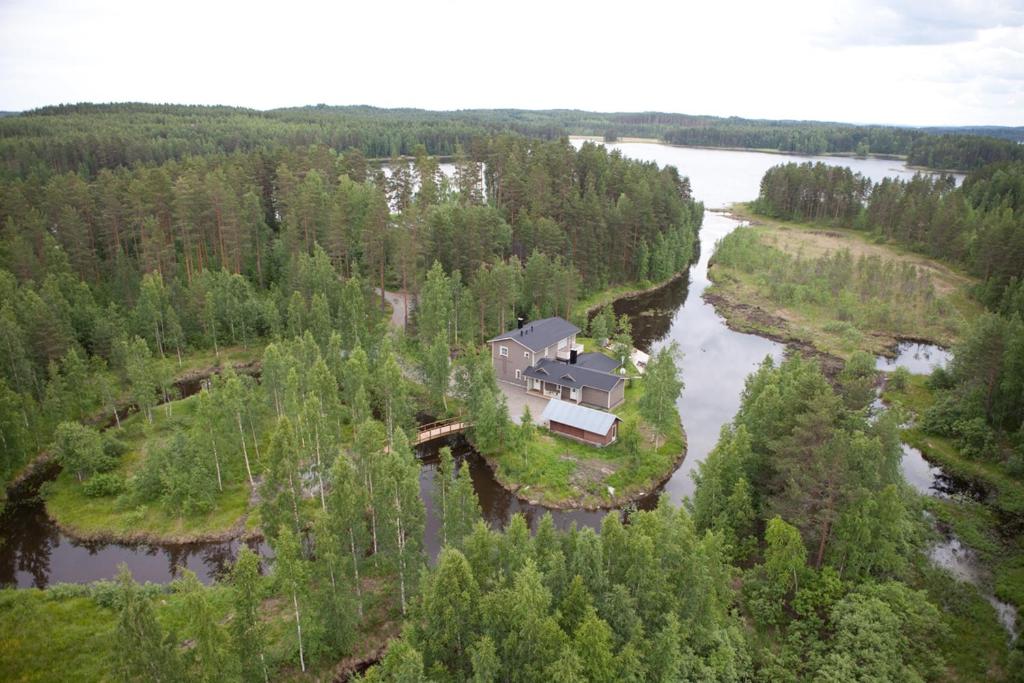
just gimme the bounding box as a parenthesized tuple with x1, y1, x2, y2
(922, 396, 971, 436)
(954, 417, 997, 460)
(889, 366, 910, 391)
(82, 472, 126, 498)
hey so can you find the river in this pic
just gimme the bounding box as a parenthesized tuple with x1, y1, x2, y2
(0, 142, 971, 589)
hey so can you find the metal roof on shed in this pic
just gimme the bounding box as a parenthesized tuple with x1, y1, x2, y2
(541, 399, 620, 435)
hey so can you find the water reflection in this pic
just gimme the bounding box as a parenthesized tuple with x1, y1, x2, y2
(876, 342, 951, 374)
(0, 488, 263, 588)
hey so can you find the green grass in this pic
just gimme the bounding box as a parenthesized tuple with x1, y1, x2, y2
(708, 205, 982, 359)
(0, 568, 404, 683)
(0, 590, 118, 682)
(916, 559, 1012, 681)
(0, 582, 236, 683)
(489, 380, 685, 507)
(45, 393, 262, 543)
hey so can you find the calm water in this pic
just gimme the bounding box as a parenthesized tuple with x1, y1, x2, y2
(0, 143, 968, 587)
(877, 342, 952, 374)
(571, 138, 962, 209)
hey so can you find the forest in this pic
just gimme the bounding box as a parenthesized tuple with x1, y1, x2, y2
(750, 159, 1024, 590)
(2, 102, 1024, 682)
(1, 103, 1021, 181)
(0, 131, 701, 488)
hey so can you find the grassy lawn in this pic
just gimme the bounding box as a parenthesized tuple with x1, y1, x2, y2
(45, 393, 262, 543)
(489, 380, 685, 508)
(707, 204, 982, 359)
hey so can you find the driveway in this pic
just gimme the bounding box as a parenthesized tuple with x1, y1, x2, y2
(498, 381, 549, 425)
(374, 288, 413, 330)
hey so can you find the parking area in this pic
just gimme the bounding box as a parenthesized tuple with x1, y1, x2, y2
(497, 381, 549, 425)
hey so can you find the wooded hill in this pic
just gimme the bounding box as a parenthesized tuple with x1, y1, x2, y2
(1, 103, 1021, 180)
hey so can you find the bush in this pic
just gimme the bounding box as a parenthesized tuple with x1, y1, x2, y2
(922, 396, 972, 436)
(889, 366, 910, 391)
(82, 472, 126, 498)
(954, 417, 997, 460)
(102, 434, 129, 458)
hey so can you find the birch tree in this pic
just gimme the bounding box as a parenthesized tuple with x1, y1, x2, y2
(379, 427, 425, 615)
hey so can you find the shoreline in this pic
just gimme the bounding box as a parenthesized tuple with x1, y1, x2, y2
(49, 514, 262, 546)
(577, 269, 689, 318)
(3, 358, 264, 547)
(568, 135, 920, 165)
(479, 438, 688, 512)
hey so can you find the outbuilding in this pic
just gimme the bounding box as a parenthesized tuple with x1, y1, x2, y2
(540, 398, 621, 447)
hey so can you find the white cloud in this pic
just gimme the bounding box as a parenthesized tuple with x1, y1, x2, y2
(0, 0, 1020, 126)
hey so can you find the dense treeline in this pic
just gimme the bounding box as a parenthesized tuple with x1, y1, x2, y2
(357, 355, 965, 681)
(0, 132, 700, 486)
(1, 103, 1021, 181)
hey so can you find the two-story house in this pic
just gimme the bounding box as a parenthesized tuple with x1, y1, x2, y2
(487, 317, 626, 410)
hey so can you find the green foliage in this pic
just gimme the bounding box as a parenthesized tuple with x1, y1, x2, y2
(82, 471, 126, 498)
(638, 342, 683, 447)
(114, 565, 185, 682)
(52, 421, 115, 482)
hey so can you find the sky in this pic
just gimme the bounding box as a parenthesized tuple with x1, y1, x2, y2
(0, 0, 1021, 127)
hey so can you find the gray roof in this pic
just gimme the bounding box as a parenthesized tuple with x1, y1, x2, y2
(541, 399, 620, 435)
(524, 358, 623, 393)
(488, 317, 580, 353)
(575, 352, 622, 373)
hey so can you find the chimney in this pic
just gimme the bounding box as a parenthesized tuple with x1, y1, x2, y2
(570, 349, 578, 365)
(517, 316, 525, 329)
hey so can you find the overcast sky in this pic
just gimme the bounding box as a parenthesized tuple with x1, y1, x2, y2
(0, 0, 1021, 127)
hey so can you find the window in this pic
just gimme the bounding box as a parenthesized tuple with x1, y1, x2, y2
(499, 346, 508, 357)
(515, 369, 521, 380)
(558, 337, 568, 349)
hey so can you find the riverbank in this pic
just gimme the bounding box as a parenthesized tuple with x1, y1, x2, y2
(883, 375, 1024, 625)
(703, 205, 980, 360)
(884, 376, 1024, 518)
(573, 270, 690, 319)
(11, 355, 265, 546)
(42, 391, 266, 545)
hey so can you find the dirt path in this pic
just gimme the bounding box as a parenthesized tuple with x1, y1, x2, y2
(375, 288, 413, 330)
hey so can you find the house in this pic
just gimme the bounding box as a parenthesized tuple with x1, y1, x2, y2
(488, 316, 626, 410)
(540, 398, 621, 447)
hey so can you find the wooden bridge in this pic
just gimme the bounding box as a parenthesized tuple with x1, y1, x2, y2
(413, 416, 470, 446)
